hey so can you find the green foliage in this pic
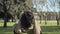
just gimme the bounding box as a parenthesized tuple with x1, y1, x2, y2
(16, 10, 22, 19)
(20, 0, 26, 2)
(14, 0, 26, 4)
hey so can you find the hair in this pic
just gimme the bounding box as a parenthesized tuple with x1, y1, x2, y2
(20, 11, 34, 29)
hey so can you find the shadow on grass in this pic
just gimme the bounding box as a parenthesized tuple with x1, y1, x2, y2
(0, 26, 13, 32)
(41, 26, 60, 32)
(0, 26, 60, 34)
(0, 26, 13, 34)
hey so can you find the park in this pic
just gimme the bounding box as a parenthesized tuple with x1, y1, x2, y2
(0, 20, 60, 34)
(0, 0, 60, 34)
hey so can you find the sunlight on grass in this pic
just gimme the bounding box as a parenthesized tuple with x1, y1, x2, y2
(7, 22, 15, 26)
(43, 32, 60, 34)
(0, 22, 15, 26)
(0, 20, 60, 34)
(0, 32, 13, 34)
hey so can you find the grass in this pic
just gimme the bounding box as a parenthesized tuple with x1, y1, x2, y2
(0, 20, 60, 34)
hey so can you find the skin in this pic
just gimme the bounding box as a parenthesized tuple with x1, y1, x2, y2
(14, 21, 41, 34)
(33, 15, 41, 34)
(14, 11, 41, 34)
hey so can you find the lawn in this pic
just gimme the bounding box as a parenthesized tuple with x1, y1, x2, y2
(0, 20, 60, 34)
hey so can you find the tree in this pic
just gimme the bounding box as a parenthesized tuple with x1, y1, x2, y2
(37, 12, 42, 24)
(56, 12, 59, 25)
(43, 13, 47, 24)
(58, 2, 60, 24)
(55, 1, 60, 25)
(3, 0, 8, 27)
(0, 0, 26, 27)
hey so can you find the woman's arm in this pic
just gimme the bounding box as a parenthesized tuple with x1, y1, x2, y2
(33, 16, 42, 34)
(14, 20, 22, 34)
(33, 20, 40, 34)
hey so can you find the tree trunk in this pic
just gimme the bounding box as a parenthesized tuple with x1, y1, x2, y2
(14, 16, 18, 24)
(3, 0, 8, 28)
(56, 13, 59, 25)
(57, 19, 59, 25)
(12, 17, 14, 22)
(57, 18, 59, 25)
(3, 13, 7, 28)
(39, 16, 41, 24)
(45, 16, 47, 25)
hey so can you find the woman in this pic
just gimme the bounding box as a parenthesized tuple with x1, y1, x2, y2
(13, 10, 42, 34)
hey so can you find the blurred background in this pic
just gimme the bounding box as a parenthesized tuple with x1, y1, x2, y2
(0, 0, 60, 34)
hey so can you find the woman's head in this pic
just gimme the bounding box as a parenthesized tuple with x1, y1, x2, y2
(20, 10, 34, 29)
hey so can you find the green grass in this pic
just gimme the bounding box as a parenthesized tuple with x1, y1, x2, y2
(0, 27, 13, 34)
(0, 20, 60, 34)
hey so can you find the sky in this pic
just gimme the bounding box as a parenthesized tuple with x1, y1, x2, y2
(33, 0, 60, 12)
